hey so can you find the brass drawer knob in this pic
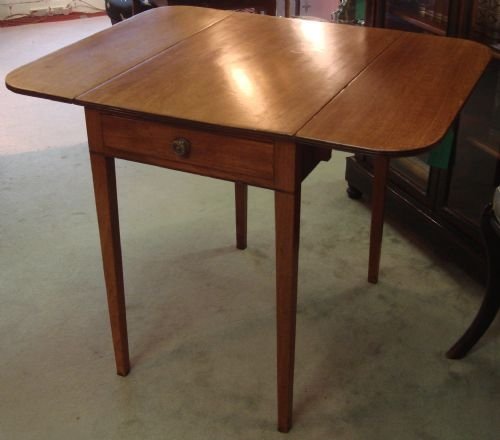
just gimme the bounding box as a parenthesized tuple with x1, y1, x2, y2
(172, 137, 191, 157)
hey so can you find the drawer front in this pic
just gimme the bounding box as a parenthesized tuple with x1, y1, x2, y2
(100, 115, 275, 182)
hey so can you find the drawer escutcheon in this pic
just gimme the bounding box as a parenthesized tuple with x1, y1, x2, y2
(172, 137, 191, 157)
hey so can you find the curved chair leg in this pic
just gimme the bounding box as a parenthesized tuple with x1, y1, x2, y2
(447, 205, 500, 359)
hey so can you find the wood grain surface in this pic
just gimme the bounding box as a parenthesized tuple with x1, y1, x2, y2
(297, 32, 492, 154)
(5, 7, 232, 102)
(6, 7, 491, 154)
(76, 12, 400, 136)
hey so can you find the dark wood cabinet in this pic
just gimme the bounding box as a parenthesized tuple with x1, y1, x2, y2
(365, 0, 500, 44)
(345, 0, 500, 280)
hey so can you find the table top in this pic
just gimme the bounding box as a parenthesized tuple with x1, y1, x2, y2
(6, 6, 491, 155)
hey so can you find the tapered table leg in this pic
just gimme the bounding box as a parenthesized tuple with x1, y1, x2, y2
(368, 156, 390, 284)
(235, 182, 248, 250)
(275, 189, 301, 433)
(90, 153, 130, 376)
(284, 0, 290, 17)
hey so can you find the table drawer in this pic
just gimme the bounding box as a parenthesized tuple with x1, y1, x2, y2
(100, 115, 275, 182)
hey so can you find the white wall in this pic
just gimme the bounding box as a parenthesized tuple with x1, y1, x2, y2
(0, 0, 105, 20)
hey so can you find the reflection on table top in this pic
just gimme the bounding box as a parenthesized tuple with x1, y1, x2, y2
(6, 6, 492, 155)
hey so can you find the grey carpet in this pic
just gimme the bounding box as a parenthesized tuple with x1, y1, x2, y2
(1, 142, 499, 439)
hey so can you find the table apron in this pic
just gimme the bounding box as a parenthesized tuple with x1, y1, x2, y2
(85, 109, 329, 192)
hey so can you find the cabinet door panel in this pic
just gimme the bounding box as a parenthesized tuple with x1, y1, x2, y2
(445, 61, 500, 226)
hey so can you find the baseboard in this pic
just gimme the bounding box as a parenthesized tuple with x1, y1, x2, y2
(0, 11, 106, 27)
